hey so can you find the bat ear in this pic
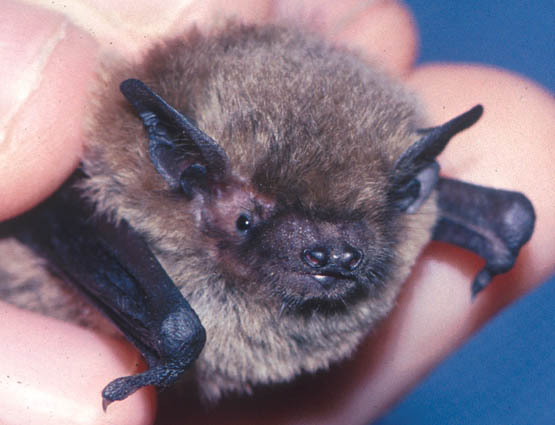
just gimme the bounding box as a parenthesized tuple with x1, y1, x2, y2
(390, 105, 483, 213)
(120, 79, 231, 198)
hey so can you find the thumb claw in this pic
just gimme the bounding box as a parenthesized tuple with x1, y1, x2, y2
(471, 268, 493, 300)
(102, 397, 113, 412)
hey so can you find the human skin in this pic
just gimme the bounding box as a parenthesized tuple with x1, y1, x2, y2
(0, 1, 553, 424)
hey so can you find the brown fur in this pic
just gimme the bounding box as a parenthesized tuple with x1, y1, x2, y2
(0, 23, 437, 401)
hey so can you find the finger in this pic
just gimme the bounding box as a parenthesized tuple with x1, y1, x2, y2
(407, 64, 555, 291)
(26, 0, 274, 54)
(345, 65, 555, 423)
(0, 302, 156, 425)
(34, 0, 416, 74)
(273, 0, 418, 76)
(0, 1, 97, 220)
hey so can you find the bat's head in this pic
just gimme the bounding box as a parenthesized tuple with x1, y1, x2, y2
(119, 78, 481, 315)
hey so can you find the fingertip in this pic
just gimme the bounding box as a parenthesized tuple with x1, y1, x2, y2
(273, 0, 419, 76)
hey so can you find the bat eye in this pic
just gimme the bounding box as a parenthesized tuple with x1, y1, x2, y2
(236, 213, 252, 232)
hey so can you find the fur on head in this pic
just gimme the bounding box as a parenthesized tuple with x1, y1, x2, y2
(83, 23, 438, 400)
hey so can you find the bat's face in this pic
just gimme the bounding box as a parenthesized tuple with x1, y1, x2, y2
(196, 167, 396, 314)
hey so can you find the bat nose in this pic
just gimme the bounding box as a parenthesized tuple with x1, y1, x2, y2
(302, 244, 363, 271)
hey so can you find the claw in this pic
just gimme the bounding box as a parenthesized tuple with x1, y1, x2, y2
(102, 397, 113, 412)
(471, 268, 494, 300)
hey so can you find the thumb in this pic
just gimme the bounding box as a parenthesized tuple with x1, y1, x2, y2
(0, 1, 97, 220)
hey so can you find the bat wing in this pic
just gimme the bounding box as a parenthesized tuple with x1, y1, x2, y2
(433, 178, 535, 297)
(13, 172, 206, 408)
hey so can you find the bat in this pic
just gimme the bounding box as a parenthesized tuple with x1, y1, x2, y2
(0, 23, 535, 408)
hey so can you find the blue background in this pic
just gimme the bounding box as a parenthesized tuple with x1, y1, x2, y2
(373, 2, 554, 424)
(408, 1, 554, 90)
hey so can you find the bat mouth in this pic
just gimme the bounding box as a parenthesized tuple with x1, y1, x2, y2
(280, 272, 368, 315)
(274, 270, 368, 314)
(310, 271, 356, 289)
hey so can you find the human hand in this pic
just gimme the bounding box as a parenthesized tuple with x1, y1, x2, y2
(1, 1, 553, 424)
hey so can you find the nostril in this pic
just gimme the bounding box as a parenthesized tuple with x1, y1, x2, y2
(302, 248, 328, 268)
(342, 246, 363, 271)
